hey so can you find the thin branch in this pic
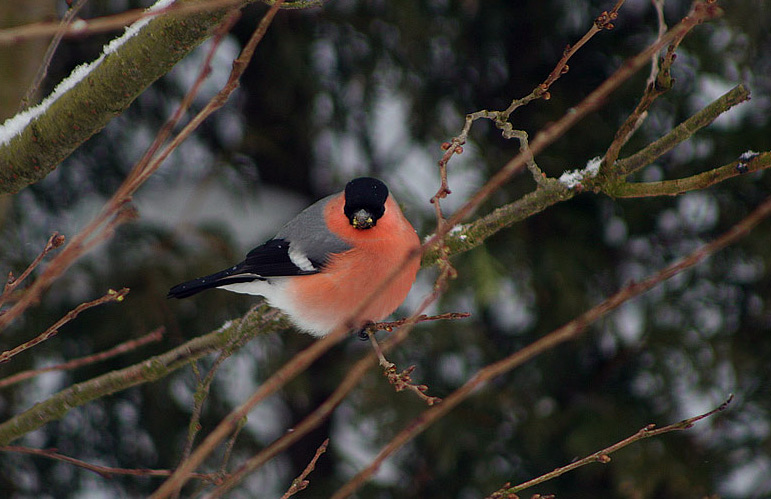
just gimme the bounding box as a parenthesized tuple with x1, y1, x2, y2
(278, 438, 329, 499)
(218, 416, 247, 477)
(364, 313, 470, 406)
(600, 0, 683, 174)
(0, 203, 135, 332)
(18, 0, 90, 111)
(0, 328, 164, 389)
(0, 445, 219, 482)
(371, 312, 471, 332)
(0, 232, 65, 308)
(331, 192, 771, 498)
(490, 395, 734, 496)
(368, 334, 441, 406)
(0, 0, 241, 46)
(0, 288, 130, 365)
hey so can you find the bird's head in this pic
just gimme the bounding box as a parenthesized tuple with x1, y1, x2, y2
(344, 177, 388, 230)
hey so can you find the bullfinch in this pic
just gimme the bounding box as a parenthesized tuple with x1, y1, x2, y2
(168, 177, 421, 336)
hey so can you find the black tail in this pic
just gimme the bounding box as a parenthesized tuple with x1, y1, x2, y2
(167, 266, 261, 299)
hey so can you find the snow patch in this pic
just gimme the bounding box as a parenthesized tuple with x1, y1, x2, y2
(558, 156, 601, 189)
(739, 150, 759, 161)
(0, 0, 177, 146)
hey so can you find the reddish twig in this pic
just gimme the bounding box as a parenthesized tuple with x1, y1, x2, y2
(279, 438, 329, 499)
(0, 232, 65, 308)
(371, 312, 471, 332)
(365, 313, 468, 405)
(0, 288, 129, 365)
(18, 0, 90, 111)
(537, 1, 624, 95)
(0, 201, 135, 332)
(0, 0, 244, 46)
(0, 445, 219, 482)
(368, 334, 441, 406)
(0, 328, 163, 389)
(489, 395, 734, 497)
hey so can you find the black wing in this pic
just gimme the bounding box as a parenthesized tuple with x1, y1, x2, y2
(167, 239, 321, 299)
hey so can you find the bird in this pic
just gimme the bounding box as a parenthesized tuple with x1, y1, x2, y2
(168, 177, 421, 337)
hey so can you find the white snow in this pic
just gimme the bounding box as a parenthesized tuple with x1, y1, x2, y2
(558, 155, 602, 188)
(739, 150, 759, 161)
(0, 0, 177, 146)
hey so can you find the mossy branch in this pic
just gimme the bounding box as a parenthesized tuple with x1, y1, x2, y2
(613, 84, 751, 177)
(605, 151, 770, 197)
(0, 304, 287, 446)
(0, 0, 245, 195)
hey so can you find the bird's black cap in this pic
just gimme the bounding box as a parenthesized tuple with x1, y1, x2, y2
(344, 177, 389, 228)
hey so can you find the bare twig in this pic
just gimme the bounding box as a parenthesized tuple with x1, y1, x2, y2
(0, 445, 219, 482)
(0, 288, 129, 365)
(331, 191, 770, 498)
(490, 395, 734, 496)
(364, 313, 470, 405)
(0, 328, 164, 389)
(368, 334, 441, 406)
(218, 416, 247, 476)
(0, 0, 248, 46)
(600, 0, 695, 175)
(370, 312, 471, 332)
(0, 232, 65, 308)
(278, 438, 329, 499)
(18, 0, 90, 111)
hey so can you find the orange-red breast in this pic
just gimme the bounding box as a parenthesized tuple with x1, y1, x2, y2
(168, 177, 421, 336)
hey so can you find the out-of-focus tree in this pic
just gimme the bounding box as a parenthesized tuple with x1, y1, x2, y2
(0, 1, 770, 498)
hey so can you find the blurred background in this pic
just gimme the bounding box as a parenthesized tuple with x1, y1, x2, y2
(1, 0, 770, 497)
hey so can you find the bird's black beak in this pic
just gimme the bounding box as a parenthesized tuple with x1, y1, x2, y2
(351, 209, 375, 229)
